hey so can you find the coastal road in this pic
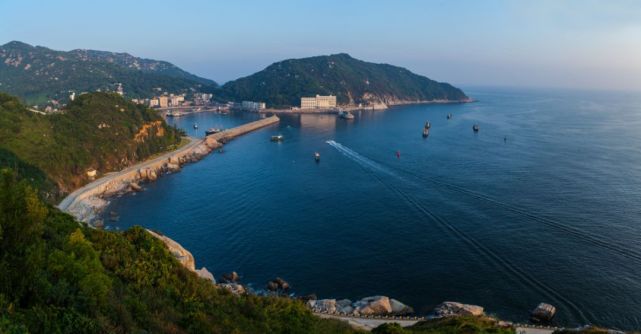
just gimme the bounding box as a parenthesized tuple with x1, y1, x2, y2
(58, 137, 201, 212)
(314, 313, 421, 331)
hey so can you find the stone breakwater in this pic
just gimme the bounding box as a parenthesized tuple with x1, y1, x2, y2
(58, 115, 280, 224)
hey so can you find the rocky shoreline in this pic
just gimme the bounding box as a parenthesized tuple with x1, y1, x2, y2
(58, 115, 280, 225)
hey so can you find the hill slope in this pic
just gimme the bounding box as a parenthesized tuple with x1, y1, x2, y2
(0, 92, 183, 198)
(0, 41, 217, 104)
(221, 53, 468, 108)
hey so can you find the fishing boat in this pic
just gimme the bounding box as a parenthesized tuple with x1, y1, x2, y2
(205, 128, 223, 136)
(338, 110, 355, 120)
(314, 152, 320, 162)
(271, 135, 284, 142)
(447, 113, 453, 119)
(473, 124, 480, 132)
(422, 121, 431, 137)
(166, 111, 186, 117)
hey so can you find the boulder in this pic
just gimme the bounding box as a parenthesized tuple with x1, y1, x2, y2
(274, 277, 290, 291)
(298, 294, 317, 303)
(336, 299, 353, 314)
(221, 271, 240, 283)
(390, 298, 414, 314)
(166, 163, 181, 172)
(219, 283, 246, 295)
(266, 281, 278, 291)
(432, 301, 484, 318)
(196, 267, 216, 284)
(205, 136, 221, 149)
(309, 299, 337, 313)
(354, 296, 392, 315)
(129, 182, 142, 192)
(531, 303, 556, 322)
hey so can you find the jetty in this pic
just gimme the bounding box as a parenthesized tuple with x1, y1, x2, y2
(58, 116, 280, 223)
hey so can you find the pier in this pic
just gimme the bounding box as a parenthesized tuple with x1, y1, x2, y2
(58, 116, 280, 223)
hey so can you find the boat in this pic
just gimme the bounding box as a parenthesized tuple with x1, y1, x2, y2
(447, 113, 453, 119)
(338, 110, 355, 120)
(473, 124, 480, 132)
(314, 152, 320, 162)
(271, 135, 284, 142)
(193, 123, 198, 129)
(422, 121, 431, 137)
(205, 128, 223, 136)
(166, 111, 186, 117)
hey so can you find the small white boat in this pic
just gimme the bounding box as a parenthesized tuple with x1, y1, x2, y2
(193, 123, 198, 129)
(314, 152, 320, 162)
(271, 135, 284, 142)
(338, 110, 354, 120)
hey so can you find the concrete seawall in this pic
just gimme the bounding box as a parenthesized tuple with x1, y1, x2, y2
(58, 115, 279, 223)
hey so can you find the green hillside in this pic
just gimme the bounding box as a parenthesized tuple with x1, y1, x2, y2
(221, 53, 468, 108)
(0, 92, 183, 198)
(0, 41, 217, 105)
(0, 170, 359, 334)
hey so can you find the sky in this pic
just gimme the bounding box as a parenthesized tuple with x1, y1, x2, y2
(1, 0, 641, 91)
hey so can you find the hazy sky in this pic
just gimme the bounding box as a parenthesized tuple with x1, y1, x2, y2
(2, 0, 640, 91)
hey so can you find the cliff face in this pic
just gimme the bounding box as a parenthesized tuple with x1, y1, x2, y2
(221, 53, 468, 108)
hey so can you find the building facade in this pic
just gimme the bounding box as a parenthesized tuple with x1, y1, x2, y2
(241, 101, 266, 112)
(300, 95, 337, 109)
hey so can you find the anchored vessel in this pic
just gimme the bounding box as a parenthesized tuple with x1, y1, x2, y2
(423, 121, 431, 137)
(314, 152, 320, 162)
(338, 110, 355, 120)
(473, 124, 480, 132)
(271, 135, 284, 142)
(447, 113, 453, 119)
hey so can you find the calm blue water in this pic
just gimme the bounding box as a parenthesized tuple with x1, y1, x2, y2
(105, 87, 641, 330)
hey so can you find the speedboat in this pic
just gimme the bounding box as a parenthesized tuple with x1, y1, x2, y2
(271, 135, 284, 142)
(447, 113, 453, 120)
(314, 152, 320, 162)
(473, 124, 480, 132)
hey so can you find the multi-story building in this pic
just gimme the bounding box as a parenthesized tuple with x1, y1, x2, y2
(149, 98, 159, 107)
(241, 101, 266, 112)
(158, 96, 169, 108)
(300, 95, 337, 109)
(170, 95, 184, 107)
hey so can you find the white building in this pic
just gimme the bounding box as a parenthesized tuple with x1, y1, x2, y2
(241, 101, 266, 112)
(300, 95, 337, 109)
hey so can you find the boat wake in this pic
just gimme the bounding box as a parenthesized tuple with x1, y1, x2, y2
(326, 140, 587, 323)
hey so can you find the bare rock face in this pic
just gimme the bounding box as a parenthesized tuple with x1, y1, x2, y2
(205, 136, 221, 149)
(146, 229, 195, 271)
(129, 182, 142, 192)
(354, 296, 392, 315)
(336, 299, 354, 314)
(166, 163, 181, 172)
(531, 303, 556, 322)
(219, 283, 246, 295)
(433, 301, 484, 317)
(308, 299, 337, 313)
(390, 298, 414, 314)
(196, 267, 216, 284)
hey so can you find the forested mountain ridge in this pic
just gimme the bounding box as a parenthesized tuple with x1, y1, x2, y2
(221, 53, 469, 108)
(0, 41, 217, 104)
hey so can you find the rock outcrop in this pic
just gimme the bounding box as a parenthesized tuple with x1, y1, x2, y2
(354, 296, 393, 315)
(220, 283, 246, 295)
(432, 301, 484, 318)
(531, 303, 556, 322)
(196, 267, 216, 283)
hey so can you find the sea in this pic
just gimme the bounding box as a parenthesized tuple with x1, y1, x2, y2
(103, 87, 641, 330)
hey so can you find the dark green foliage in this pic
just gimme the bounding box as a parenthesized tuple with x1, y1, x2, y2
(372, 316, 515, 334)
(0, 41, 217, 104)
(0, 170, 360, 333)
(221, 53, 468, 108)
(0, 92, 183, 198)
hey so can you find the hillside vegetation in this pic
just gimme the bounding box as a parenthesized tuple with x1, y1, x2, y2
(0, 170, 359, 334)
(221, 53, 468, 108)
(0, 92, 183, 198)
(0, 41, 216, 104)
